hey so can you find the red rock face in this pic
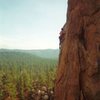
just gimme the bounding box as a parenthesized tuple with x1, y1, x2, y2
(55, 0, 100, 100)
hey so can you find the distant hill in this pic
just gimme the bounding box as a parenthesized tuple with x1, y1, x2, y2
(0, 49, 59, 59)
(0, 50, 57, 67)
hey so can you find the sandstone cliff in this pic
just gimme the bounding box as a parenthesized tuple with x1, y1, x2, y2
(55, 0, 100, 100)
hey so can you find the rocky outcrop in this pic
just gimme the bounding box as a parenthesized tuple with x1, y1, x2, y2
(55, 0, 100, 100)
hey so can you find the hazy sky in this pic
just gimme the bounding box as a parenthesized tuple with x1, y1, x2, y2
(0, 0, 67, 49)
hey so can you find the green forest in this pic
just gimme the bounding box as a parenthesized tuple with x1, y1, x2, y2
(0, 49, 58, 100)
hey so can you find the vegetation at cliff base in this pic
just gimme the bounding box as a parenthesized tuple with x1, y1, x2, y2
(0, 49, 58, 100)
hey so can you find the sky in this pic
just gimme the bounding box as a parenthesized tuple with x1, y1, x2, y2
(0, 0, 67, 50)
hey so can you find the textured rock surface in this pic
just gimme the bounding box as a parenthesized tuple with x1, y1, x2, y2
(55, 0, 100, 100)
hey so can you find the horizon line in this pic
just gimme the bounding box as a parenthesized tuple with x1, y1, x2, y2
(0, 48, 59, 50)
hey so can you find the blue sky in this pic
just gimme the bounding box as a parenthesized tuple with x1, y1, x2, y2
(0, 0, 67, 49)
